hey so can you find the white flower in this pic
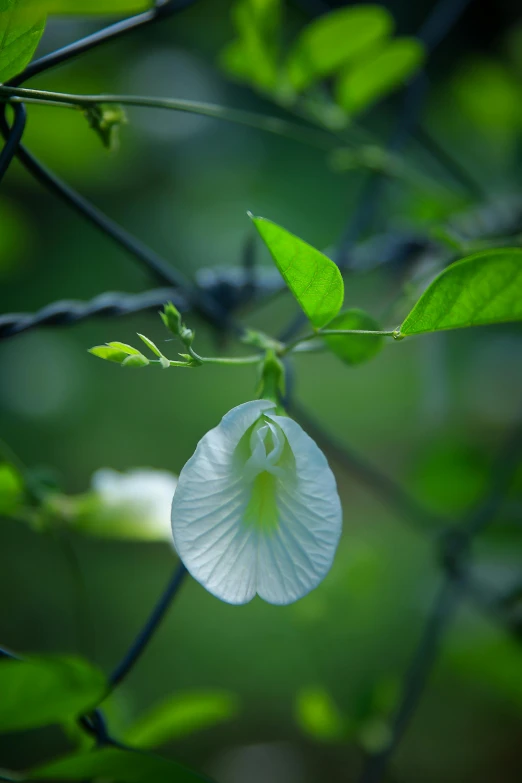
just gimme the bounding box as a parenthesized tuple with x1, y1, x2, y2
(171, 400, 342, 605)
(91, 468, 178, 542)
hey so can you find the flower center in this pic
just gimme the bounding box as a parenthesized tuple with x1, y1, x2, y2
(241, 418, 287, 534)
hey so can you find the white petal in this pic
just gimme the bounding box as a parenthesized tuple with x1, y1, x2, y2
(256, 414, 342, 604)
(171, 400, 276, 604)
(92, 468, 178, 541)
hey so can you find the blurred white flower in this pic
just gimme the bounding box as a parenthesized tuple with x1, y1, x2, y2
(91, 468, 178, 542)
(171, 400, 342, 605)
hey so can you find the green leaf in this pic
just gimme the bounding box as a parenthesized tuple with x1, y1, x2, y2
(286, 5, 392, 92)
(30, 747, 212, 783)
(125, 691, 240, 749)
(398, 249, 522, 336)
(121, 353, 149, 367)
(88, 345, 129, 363)
(0, 656, 106, 732)
(107, 342, 142, 355)
(250, 214, 344, 329)
(221, 0, 281, 91)
(0, 2, 46, 84)
(336, 37, 424, 114)
(28, 0, 152, 13)
(0, 462, 24, 515)
(295, 687, 346, 742)
(137, 333, 164, 359)
(323, 309, 384, 365)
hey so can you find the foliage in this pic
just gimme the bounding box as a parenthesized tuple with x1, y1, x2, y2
(0, 0, 521, 782)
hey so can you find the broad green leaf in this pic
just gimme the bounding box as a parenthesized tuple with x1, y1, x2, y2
(250, 215, 344, 328)
(125, 691, 239, 748)
(323, 309, 384, 365)
(0, 462, 24, 514)
(28, 0, 152, 13)
(398, 249, 522, 336)
(88, 345, 128, 363)
(295, 687, 346, 742)
(0, 2, 46, 84)
(0, 656, 106, 732)
(221, 0, 281, 91)
(336, 38, 424, 114)
(286, 5, 392, 92)
(30, 747, 212, 783)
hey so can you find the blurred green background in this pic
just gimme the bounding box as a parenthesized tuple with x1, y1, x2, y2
(1, 0, 522, 781)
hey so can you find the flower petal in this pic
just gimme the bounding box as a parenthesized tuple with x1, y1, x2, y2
(256, 414, 342, 604)
(171, 400, 276, 604)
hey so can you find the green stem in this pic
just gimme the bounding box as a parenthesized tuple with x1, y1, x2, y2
(148, 355, 262, 367)
(283, 328, 396, 354)
(196, 354, 263, 366)
(0, 86, 335, 152)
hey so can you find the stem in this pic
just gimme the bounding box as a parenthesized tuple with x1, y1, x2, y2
(283, 328, 396, 355)
(198, 354, 263, 366)
(148, 354, 262, 367)
(109, 562, 187, 689)
(0, 86, 335, 152)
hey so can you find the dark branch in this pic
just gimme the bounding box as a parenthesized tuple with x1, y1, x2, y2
(109, 561, 187, 689)
(0, 288, 186, 340)
(10, 0, 199, 87)
(0, 102, 25, 183)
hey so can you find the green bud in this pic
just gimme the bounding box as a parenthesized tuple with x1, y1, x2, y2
(180, 327, 194, 346)
(121, 353, 149, 367)
(84, 103, 127, 152)
(160, 302, 183, 336)
(88, 345, 128, 363)
(159, 356, 170, 369)
(258, 349, 285, 405)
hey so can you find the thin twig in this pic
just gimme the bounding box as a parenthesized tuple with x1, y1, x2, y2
(0, 87, 336, 152)
(0, 102, 25, 183)
(109, 562, 187, 689)
(9, 0, 200, 87)
(0, 288, 186, 340)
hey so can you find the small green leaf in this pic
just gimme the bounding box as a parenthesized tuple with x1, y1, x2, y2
(0, 463, 24, 515)
(250, 214, 344, 329)
(88, 345, 128, 363)
(295, 687, 346, 742)
(0, 1, 46, 84)
(107, 342, 141, 355)
(336, 37, 424, 114)
(30, 747, 212, 783)
(398, 249, 522, 336)
(286, 5, 392, 92)
(221, 0, 281, 91)
(121, 353, 149, 367)
(125, 691, 240, 749)
(137, 333, 164, 358)
(323, 309, 384, 365)
(0, 656, 106, 732)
